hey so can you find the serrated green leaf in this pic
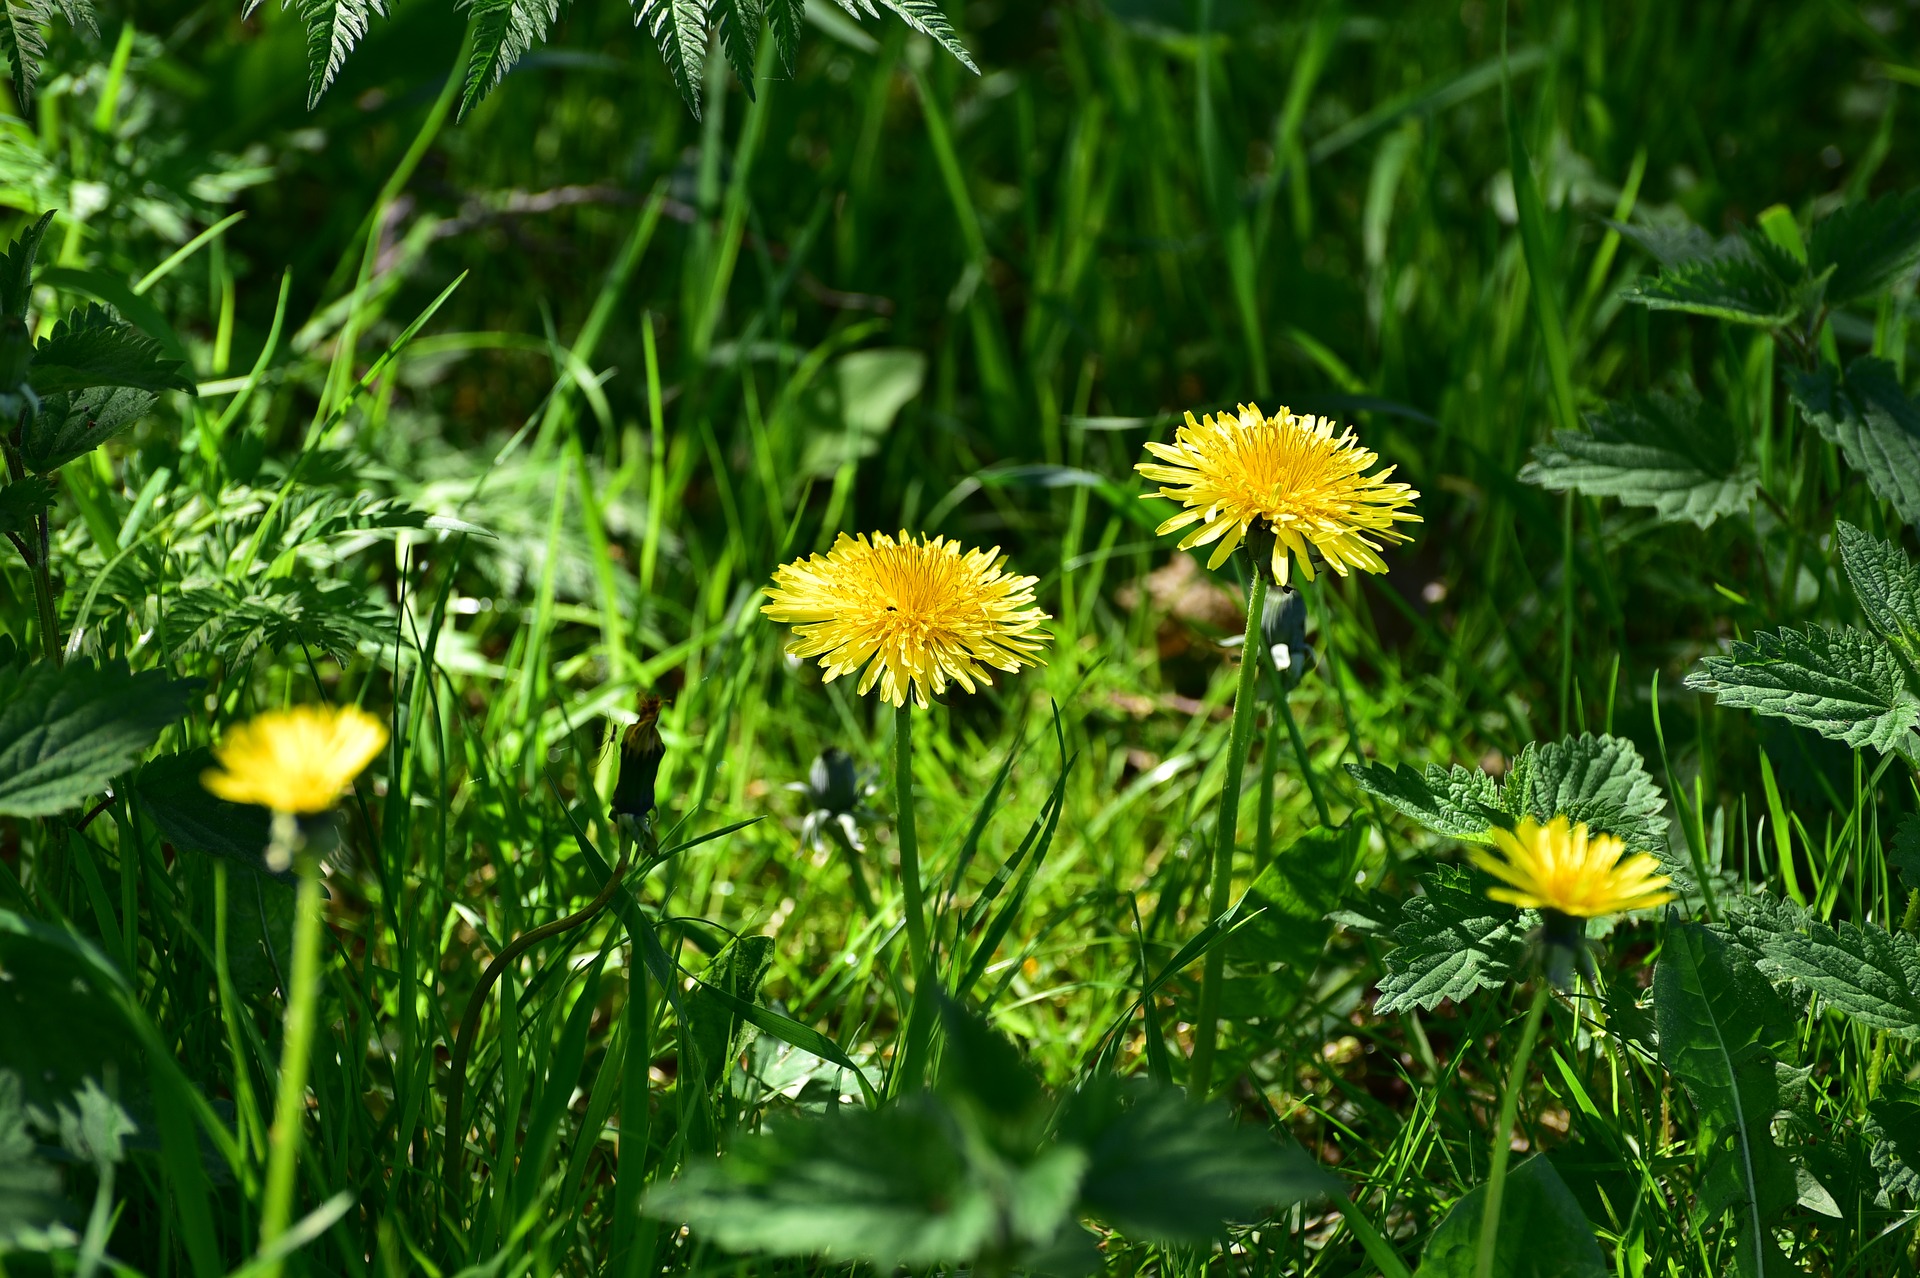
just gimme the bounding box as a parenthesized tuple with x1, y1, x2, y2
(0, 914, 146, 1113)
(1655, 924, 1801, 1278)
(1865, 1082, 1920, 1203)
(1411, 1154, 1606, 1278)
(1225, 825, 1360, 973)
(130, 747, 275, 868)
(1606, 217, 1722, 268)
(872, 0, 976, 72)
(21, 385, 157, 473)
(0, 660, 196, 818)
(685, 934, 775, 1095)
(0, 475, 53, 536)
(1621, 233, 1802, 326)
(1519, 392, 1758, 527)
(1057, 1076, 1335, 1244)
(164, 577, 393, 664)
(635, 0, 709, 116)
(765, 0, 800, 68)
(1808, 188, 1920, 308)
(1838, 520, 1920, 665)
(29, 305, 194, 397)
(1509, 733, 1670, 854)
(457, 0, 566, 116)
(295, 0, 385, 108)
(1345, 760, 1505, 842)
(711, 0, 762, 93)
(1790, 358, 1920, 526)
(1727, 895, 1920, 1037)
(644, 1096, 996, 1267)
(0, 210, 54, 320)
(1684, 624, 1920, 756)
(1893, 815, 1920, 889)
(0, 0, 56, 110)
(0, 1071, 68, 1253)
(1373, 865, 1532, 1015)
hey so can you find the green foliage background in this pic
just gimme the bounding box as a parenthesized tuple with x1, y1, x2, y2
(6, 0, 1920, 1275)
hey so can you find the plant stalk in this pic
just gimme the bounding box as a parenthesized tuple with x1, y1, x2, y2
(1473, 982, 1551, 1278)
(258, 819, 321, 1275)
(891, 702, 937, 1094)
(1189, 569, 1268, 1100)
(1276, 678, 1332, 827)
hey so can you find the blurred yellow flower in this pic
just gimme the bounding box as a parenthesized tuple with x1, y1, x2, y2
(203, 705, 389, 814)
(762, 531, 1051, 709)
(1137, 403, 1421, 586)
(1467, 815, 1675, 918)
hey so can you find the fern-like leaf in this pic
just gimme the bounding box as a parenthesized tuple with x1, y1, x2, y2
(765, 0, 800, 69)
(635, 0, 710, 116)
(294, 0, 387, 109)
(0, 0, 54, 109)
(458, 0, 566, 117)
(871, 0, 975, 72)
(711, 0, 762, 93)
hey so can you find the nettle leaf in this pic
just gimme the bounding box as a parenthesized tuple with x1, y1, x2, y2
(1226, 826, 1361, 973)
(1726, 895, 1920, 1038)
(1790, 359, 1920, 526)
(1655, 924, 1802, 1278)
(295, 0, 387, 109)
(1607, 218, 1722, 268)
(635, 0, 710, 116)
(0, 210, 54, 320)
(1519, 392, 1758, 527)
(0, 475, 54, 536)
(645, 1096, 996, 1267)
(0, 913, 145, 1112)
(1412, 1154, 1606, 1278)
(1058, 1077, 1335, 1244)
(1621, 233, 1802, 327)
(1808, 188, 1920, 308)
(1893, 815, 1920, 889)
(684, 935, 775, 1095)
(458, 0, 566, 117)
(130, 748, 275, 869)
(29, 305, 194, 398)
(0, 660, 196, 818)
(1374, 866, 1532, 1015)
(0, 1071, 68, 1253)
(1346, 761, 1504, 843)
(1865, 1082, 1920, 1204)
(1838, 521, 1920, 665)
(1684, 624, 1920, 756)
(21, 386, 157, 473)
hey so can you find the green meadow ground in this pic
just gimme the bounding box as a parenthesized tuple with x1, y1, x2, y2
(6, 1, 1920, 1275)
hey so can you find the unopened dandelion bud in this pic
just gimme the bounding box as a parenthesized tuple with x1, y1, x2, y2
(611, 694, 667, 835)
(809, 748, 861, 815)
(1261, 587, 1316, 691)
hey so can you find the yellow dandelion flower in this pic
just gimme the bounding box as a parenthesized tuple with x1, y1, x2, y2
(1136, 403, 1421, 586)
(762, 531, 1051, 709)
(202, 705, 389, 814)
(1466, 815, 1676, 918)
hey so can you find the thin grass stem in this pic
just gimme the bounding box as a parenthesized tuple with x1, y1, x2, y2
(1473, 982, 1551, 1278)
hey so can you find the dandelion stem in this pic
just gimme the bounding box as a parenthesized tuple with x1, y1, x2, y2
(892, 702, 937, 1094)
(1189, 569, 1268, 1100)
(1277, 681, 1332, 827)
(1474, 982, 1551, 1278)
(258, 836, 322, 1275)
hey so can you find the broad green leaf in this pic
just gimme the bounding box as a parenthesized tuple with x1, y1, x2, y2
(1412, 1154, 1605, 1278)
(1837, 520, 1920, 665)
(1621, 234, 1802, 326)
(0, 1071, 70, 1253)
(1345, 760, 1504, 843)
(1056, 1076, 1336, 1243)
(1790, 359, 1920, 526)
(0, 474, 53, 535)
(21, 385, 157, 473)
(684, 934, 775, 1095)
(1655, 924, 1801, 1278)
(1606, 218, 1721, 268)
(635, 0, 709, 117)
(644, 1096, 998, 1267)
(1519, 392, 1758, 527)
(1684, 624, 1920, 756)
(937, 1002, 1045, 1124)
(458, 0, 566, 118)
(1865, 1082, 1920, 1203)
(1374, 866, 1532, 1015)
(0, 210, 54, 320)
(0, 660, 196, 818)
(1808, 188, 1920, 308)
(130, 748, 274, 867)
(1225, 825, 1361, 974)
(295, 0, 384, 109)
(1727, 895, 1920, 1037)
(28, 305, 194, 397)
(1893, 814, 1920, 889)
(0, 914, 145, 1112)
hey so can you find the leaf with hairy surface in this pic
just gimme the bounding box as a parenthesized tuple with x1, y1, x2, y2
(0, 210, 54, 320)
(1519, 392, 1757, 527)
(1726, 895, 1920, 1038)
(29, 305, 194, 398)
(21, 386, 157, 473)
(0, 660, 196, 818)
(1837, 521, 1920, 666)
(1373, 866, 1532, 1014)
(1345, 760, 1504, 842)
(0, 475, 53, 537)
(1621, 233, 1802, 327)
(1790, 359, 1920, 526)
(1685, 624, 1920, 756)
(1808, 188, 1920, 308)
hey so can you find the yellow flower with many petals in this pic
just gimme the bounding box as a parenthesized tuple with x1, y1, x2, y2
(203, 705, 389, 814)
(1137, 403, 1421, 586)
(762, 531, 1051, 709)
(1467, 815, 1675, 918)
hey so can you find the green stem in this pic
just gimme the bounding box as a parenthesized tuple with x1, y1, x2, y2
(1332, 1192, 1415, 1278)
(826, 817, 878, 916)
(1189, 569, 1269, 1100)
(1473, 983, 1551, 1278)
(27, 525, 59, 663)
(891, 702, 937, 1094)
(258, 831, 322, 1274)
(1277, 682, 1332, 827)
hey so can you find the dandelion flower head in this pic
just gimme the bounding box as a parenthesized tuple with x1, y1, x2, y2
(1467, 815, 1676, 918)
(762, 531, 1051, 709)
(1136, 403, 1421, 586)
(202, 704, 389, 814)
